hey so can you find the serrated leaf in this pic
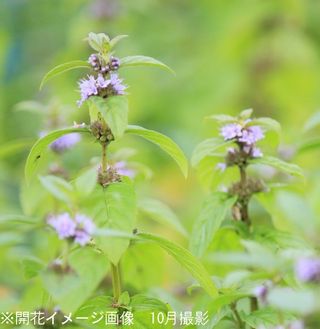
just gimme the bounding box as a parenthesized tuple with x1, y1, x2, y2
(39, 60, 90, 90)
(25, 127, 90, 183)
(137, 233, 218, 297)
(95, 179, 136, 265)
(250, 156, 303, 177)
(138, 198, 187, 237)
(191, 138, 231, 167)
(190, 192, 237, 258)
(88, 96, 128, 139)
(120, 56, 174, 74)
(87, 32, 110, 53)
(39, 175, 74, 204)
(125, 125, 188, 177)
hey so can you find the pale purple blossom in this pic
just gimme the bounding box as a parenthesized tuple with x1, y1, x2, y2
(48, 213, 95, 246)
(251, 147, 263, 158)
(109, 73, 126, 95)
(216, 162, 227, 172)
(113, 161, 135, 178)
(295, 257, 320, 282)
(239, 126, 264, 145)
(96, 74, 109, 88)
(253, 281, 272, 304)
(220, 123, 242, 140)
(50, 133, 81, 153)
(78, 75, 98, 106)
(48, 213, 76, 239)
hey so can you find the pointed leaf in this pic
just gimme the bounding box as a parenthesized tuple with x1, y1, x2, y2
(25, 127, 90, 183)
(120, 56, 174, 74)
(189, 192, 237, 257)
(250, 156, 303, 177)
(138, 198, 187, 237)
(137, 233, 218, 297)
(126, 125, 188, 177)
(40, 60, 90, 90)
(110, 35, 128, 48)
(191, 138, 231, 167)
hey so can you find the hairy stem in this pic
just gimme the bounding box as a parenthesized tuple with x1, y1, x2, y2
(111, 263, 122, 302)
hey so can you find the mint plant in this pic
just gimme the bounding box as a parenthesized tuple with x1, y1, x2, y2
(190, 110, 308, 329)
(21, 33, 219, 328)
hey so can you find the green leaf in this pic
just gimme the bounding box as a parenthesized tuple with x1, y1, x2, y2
(0, 214, 39, 226)
(126, 125, 188, 177)
(88, 96, 128, 140)
(249, 156, 303, 177)
(239, 108, 253, 120)
(241, 308, 287, 327)
(74, 166, 98, 198)
(41, 247, 109, 313)
(130, 294, 169, 313)
(297, 137, 320, 153)
(189, 192, 237, 258)
(40, 60, 90, 90)
(119, 291, 131, 306)
(87, 32, 110, 53)
(205, 114, 235, 124)
(303, 111, 320, 132)
(22, 258, 44, 279)
(95, 179, 136, 265)
(191, 138, 231, 167)
(250, 117, 281, 134)
(120, 56, 174, 74)
(39, 175, 74, 203)
(137, 233, 218, 297)
(110, 35, 128, 48)
(25, 127, 90, 183)
(138, 198, 187, 237)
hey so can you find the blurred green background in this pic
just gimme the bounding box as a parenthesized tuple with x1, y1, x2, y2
(1, 0, 320, 319)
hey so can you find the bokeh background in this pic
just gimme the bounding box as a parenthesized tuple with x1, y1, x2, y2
(1, 0, 320, 324)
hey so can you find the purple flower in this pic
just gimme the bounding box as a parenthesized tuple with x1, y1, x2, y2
(96, 74, 110, 88)
(251, 147, 263, 158)
(295, 257, 320, 282)
(289, 321, 304, 329)
(109, 73, 126, 95)
(48, 213, 95, 246)
(50, 133, 81, 153)
(48, 213, 76, 239)
(220, 123, 242, 140)
(74, 214, 95, 246)
(113, 161, 135, 178)
(78, 75, 98, 106)
(239, 126, 264, 145)
(216, 162, 227, 172)
(74, 230, 91, 246)
(253, 281, 272, 304)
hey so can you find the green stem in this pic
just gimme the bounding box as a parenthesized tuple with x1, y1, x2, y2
(111, 263, 122, 302)
(101, 143, 107, 173)
(239, 166, 250, 225)
(231, 303, 245, 329)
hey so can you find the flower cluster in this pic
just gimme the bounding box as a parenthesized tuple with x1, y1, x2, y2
(220, 122, 264, 158)
(295, 257, 320, 283)
(48, 213, 95, 246)
(50, 133, 81, 153)
(78, 73, 126, 106)
(88, 54, 120, 74)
